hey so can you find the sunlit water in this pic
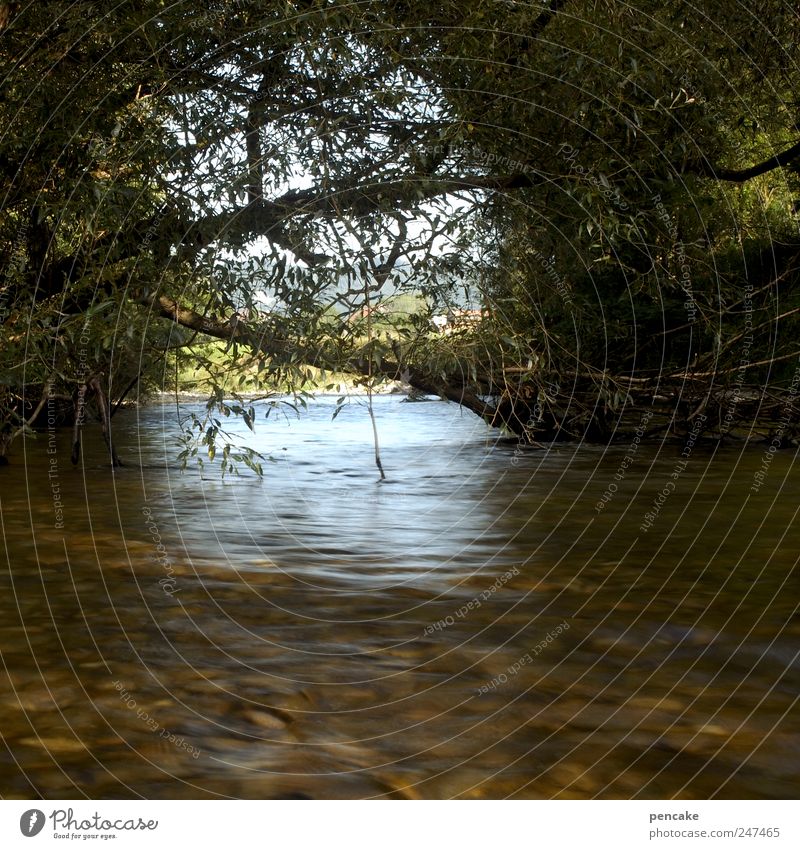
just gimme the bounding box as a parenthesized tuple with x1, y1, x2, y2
(1, 395, 798, 798)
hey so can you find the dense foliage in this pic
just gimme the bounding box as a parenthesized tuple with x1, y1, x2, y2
(3, 0, 800, 464)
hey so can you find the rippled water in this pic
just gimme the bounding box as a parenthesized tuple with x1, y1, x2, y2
(1, 395, 798, 798)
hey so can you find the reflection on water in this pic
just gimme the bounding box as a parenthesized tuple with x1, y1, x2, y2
(1, 395, 798, 798)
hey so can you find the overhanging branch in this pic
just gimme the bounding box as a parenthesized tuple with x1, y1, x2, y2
(179, 168, 546, 253)
(139, 293, 502, 430)
(698, 137, 800, 183)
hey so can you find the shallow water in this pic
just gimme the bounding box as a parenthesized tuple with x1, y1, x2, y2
(1, 395, 798, 798)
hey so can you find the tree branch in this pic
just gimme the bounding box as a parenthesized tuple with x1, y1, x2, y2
(179, 168, 545, 256)
(529, 0, 571, 41)
(139, 293, 503, 430)
(699, 137, 800, 183)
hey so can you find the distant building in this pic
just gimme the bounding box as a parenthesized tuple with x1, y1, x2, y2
(432, 308, 488, 333)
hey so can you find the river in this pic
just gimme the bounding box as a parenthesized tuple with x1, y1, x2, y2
(0, 395, 798, 798)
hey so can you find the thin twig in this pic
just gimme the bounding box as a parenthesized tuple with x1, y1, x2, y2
(10, 375, 55, 441)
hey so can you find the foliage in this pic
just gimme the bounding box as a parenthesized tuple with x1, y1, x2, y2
(4, 1, 800, 463)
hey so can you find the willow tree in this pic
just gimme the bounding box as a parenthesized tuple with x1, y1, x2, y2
(419, 0, 800, 442)
(0, 0, 486, 462)
(3, 0, 800, 465)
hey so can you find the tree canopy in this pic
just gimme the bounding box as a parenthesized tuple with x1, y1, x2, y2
(3, 0, 800, 464)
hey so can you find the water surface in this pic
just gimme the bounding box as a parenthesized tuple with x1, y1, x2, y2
(1, 395, 798, 798)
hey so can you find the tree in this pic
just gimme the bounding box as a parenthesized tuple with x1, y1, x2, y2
(4, 1, 800, 466)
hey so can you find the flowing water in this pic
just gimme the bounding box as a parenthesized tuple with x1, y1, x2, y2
(1, 395, 798, 799)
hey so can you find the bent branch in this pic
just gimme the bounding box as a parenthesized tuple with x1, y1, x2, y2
(140, 293, 503, 432)
(698, 137, 800, 183)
